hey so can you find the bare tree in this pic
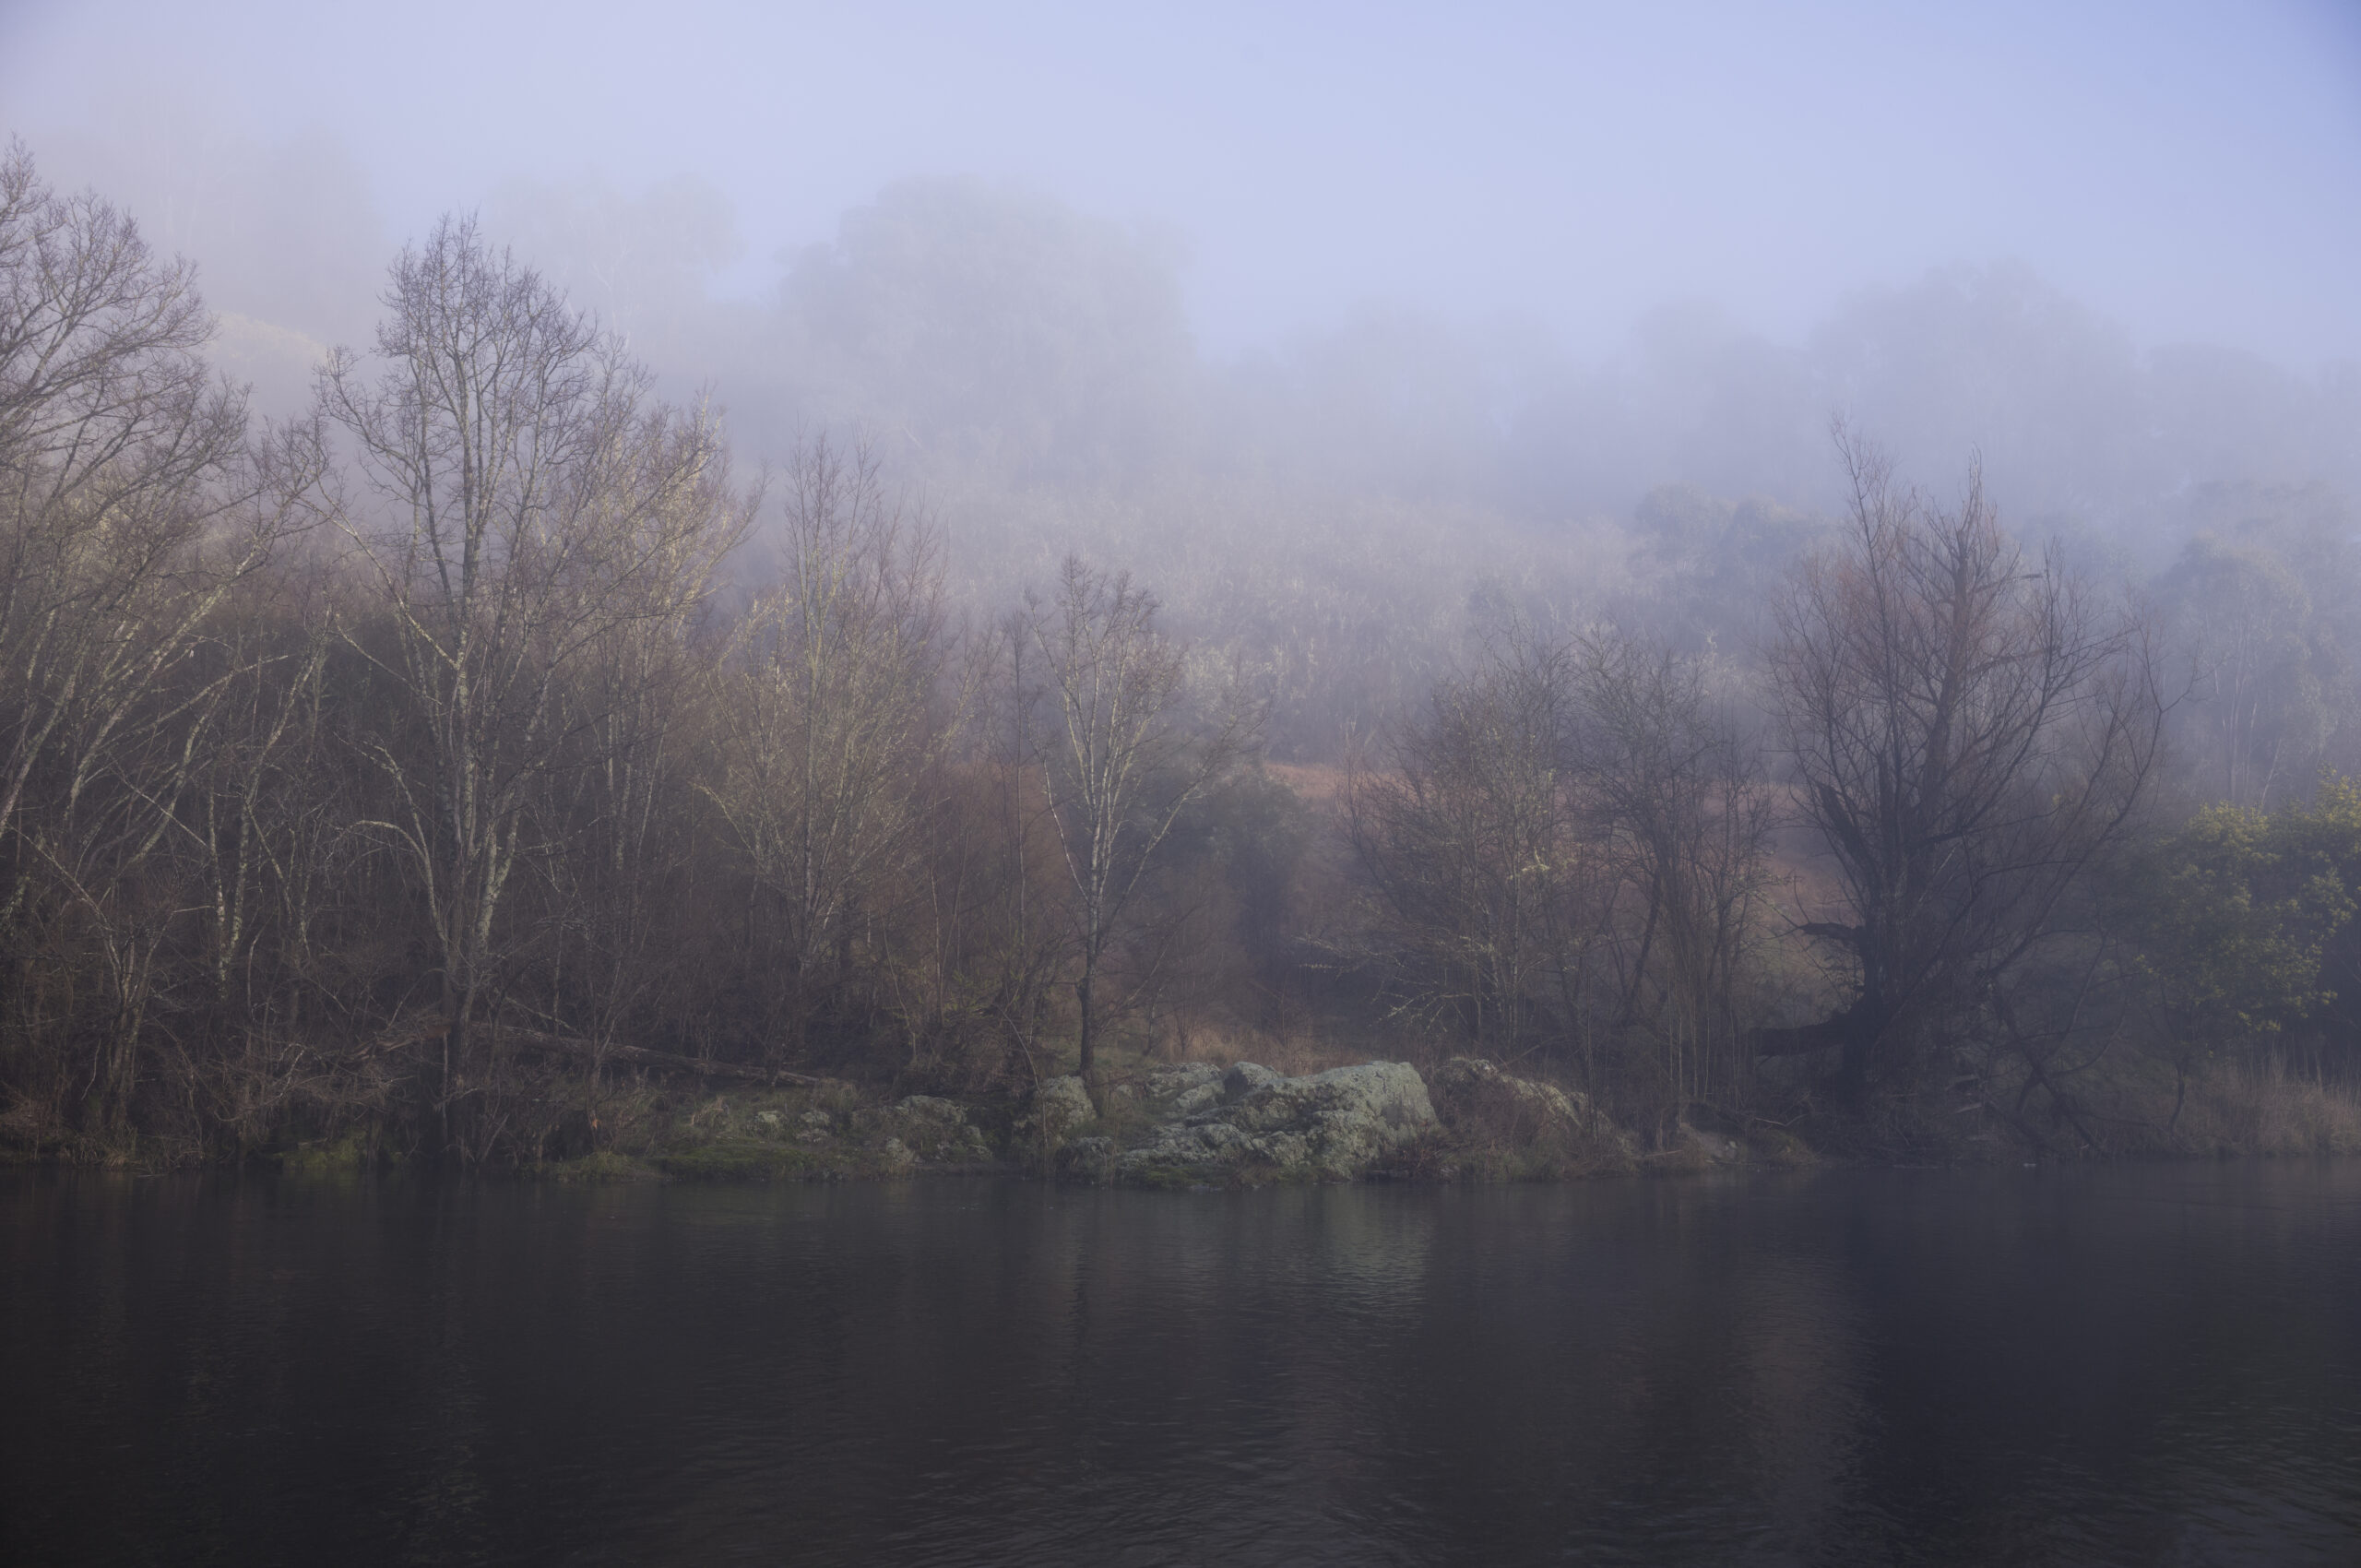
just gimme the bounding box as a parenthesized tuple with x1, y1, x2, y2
(316, 216, 742, 1154)
(1346, 630, 1591, 1059)
(0, 142, 279, 875)
(528, 460, 743, 1139)
(707, 434, 949, 1063)
(914, 608, 1075, 1089)
(1029, 557, 1257, 1078)
(1575, 634, 1774, 1115)
(1346, 624, 1769, 1123)
(0, 144, 321, 1131)
(2158, 538, 2339, 810)
(1761, 433, 2163, 1111)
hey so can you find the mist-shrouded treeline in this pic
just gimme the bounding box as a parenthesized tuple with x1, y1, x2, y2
(3, 142, 2357, 1168)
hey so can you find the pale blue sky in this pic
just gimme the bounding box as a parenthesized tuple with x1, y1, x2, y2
(4, 0, 2356, 363)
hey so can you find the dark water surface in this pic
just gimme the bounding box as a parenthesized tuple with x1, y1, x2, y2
(6, 1164, 2360, 1566)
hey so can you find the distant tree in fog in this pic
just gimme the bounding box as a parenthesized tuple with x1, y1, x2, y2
(1346, 629, 1587, 1062)
(706, 436, 951, 1062)
(766, 180, 1198, 485)
(1346, 624, 1769, 1121)
(2153, 484, 2361, 808)
(1574, 634, 1774, 1111)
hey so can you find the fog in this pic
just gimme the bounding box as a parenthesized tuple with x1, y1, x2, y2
(9, 0, 2360, 353)
(8, 4, 2355, 453)
(7, 1, 2357, 766)
(2, 4, 2355, 744)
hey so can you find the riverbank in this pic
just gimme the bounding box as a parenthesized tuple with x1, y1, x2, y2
(305, 1055, 1837, 1185)
(12, 1048, 2330, 1184)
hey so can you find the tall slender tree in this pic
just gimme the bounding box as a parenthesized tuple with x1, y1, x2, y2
(1030, 558, 1256, 1078)
(316, 217, 741, 1154)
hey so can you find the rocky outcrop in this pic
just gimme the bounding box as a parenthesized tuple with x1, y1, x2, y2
(1089, 1061, 1438, 1185)
(1428, 1056, 1591, 1130)
(1644, 1122, 1745, 1172)
(1424, 1056, 1639, 1171)
(1017, 1075, 1097, 1149)
(853, 1094, 993, 1164)
(1105, 1062, 1224, 1120)
(1055, 1134, 1119, 1182)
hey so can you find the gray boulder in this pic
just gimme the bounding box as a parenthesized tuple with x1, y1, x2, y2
(1426, 1056, 1638, 1163)
(1428, 1057, 1588, 1128)
(855, 1094, 991, 1162)
(1105, 1062, 1225, 1120)
(1221, 1062, 1283, 1101)
(1057, 1134, 1119, 1182)
(1110, 1061, 1437, 1183)
(1653, 1123, 1743, 1169)
(1017, 1075, 1097, 1147)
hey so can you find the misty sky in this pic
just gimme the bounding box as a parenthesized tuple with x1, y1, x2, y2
(3, 0, 2357, 366)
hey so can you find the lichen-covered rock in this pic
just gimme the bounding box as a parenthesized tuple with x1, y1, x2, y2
(1057, 1134, 1119, 1183)
(1110, 1061, 1437, 1183)
(1647, 1123, 1743, 1170)
(1221, 1062, 1282, 1102)
(1224, 1061, 1438, 1168)
(853, 1094, 991, 1162)
(1112, 1062, 1225, 1119)
(1688, 1125, 1741, 1163)
(900, 1095, 993, 1160)
(1428, 1057, 1588, 1129)
(1426, 1056, 1639, 1169)
(1017, 1075, 1096, 1148)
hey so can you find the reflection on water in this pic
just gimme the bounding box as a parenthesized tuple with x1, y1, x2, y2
(5, 1164, 2358, 1565)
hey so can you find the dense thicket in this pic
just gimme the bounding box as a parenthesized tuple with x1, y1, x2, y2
(3, 148, 2356, 1166)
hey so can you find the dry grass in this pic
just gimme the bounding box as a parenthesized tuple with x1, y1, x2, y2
(2165, 1060, 2361, 1157)
(1262, 762, 1348, 803)
(1957, 1053, 2361, 1162)
(1143, 1021, 1380, 1078)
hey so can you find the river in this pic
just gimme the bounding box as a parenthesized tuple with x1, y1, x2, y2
(5, 1162, 2358, 1564)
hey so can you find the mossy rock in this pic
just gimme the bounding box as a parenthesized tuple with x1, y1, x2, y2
(279, 1134, 374, 1175)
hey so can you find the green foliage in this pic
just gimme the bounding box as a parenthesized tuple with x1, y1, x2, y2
(2134, 776, 2361, 1057)
(537, 1149, 663, 1183)
(277, 1134, 376, 1175)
